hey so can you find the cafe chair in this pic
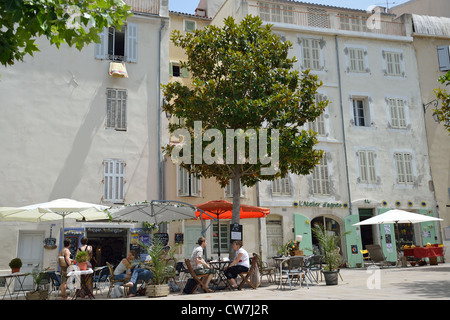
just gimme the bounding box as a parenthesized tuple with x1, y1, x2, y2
(237, 253, 259, 290)
(255, 254, 276, 284)
(106, 262, 129, 298)
(360, 249, 372, 267)
(184, 258, 212, 294)
(280, 256, 309, 290)
(176, 261, 190, 287)
(48, 271, 62, 298)
(303, 255, 323, 284)
(93, 266, 110, 295)
(365, 244, 391, 268)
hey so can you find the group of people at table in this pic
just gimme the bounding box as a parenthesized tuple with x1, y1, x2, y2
(57, 236, 249, 299)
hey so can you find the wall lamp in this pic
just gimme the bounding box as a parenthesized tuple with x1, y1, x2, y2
(423, 99, 440, 123)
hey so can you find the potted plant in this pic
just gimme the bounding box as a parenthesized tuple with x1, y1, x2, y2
(312, 224, 348, 285)
(75, 250, 89, 270)
(9, 258, 22, 273)
(140, 238, 172, 297)
(26, 265, 50, 300)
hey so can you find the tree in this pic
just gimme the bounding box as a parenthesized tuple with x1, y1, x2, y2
(0, 0, 131, 67)
(162, 15, 327, 248)
(434, 70, 450, 133)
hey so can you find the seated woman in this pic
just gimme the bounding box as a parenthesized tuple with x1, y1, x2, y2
(114, 250, 154, 297)
(224, 240, 249, 289)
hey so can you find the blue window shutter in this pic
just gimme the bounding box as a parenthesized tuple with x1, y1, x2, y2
(126, 23, 138, 63)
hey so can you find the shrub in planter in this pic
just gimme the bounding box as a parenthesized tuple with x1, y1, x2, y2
(75, 250, 90, 270)
(9, 258, 22, 273)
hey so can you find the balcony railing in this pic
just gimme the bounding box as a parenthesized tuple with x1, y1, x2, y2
(248, 3, 406, 37)
(123, 0, 159, 14)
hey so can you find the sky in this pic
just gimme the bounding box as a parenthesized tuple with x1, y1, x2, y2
(168, 0, 411, 15)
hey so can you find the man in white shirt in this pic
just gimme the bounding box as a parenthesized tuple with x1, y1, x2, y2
(190, 237, 215, 288)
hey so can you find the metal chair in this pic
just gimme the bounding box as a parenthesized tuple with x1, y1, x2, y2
(280, 256, 309, 290)
(255, 254, 276, 284)
(93, 266, 110, 295)
(366, 244, 391, 268)
(48, 271, 62, 298)
(303, 255, 323, 284)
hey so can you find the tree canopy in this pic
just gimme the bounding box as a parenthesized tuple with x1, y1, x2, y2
(434, 70, 450, 133)
(162, 15, 327, 226)
(0, 0, 131, 66)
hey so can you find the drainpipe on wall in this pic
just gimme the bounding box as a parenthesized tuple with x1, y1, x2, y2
(158, 20, 166, 201)
(335, 35, 352, 216)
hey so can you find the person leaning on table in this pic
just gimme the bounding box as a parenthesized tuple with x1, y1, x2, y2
(58, 238, 73, 300)
(191, 237, 215, 288)
(224, 240, 249, 290)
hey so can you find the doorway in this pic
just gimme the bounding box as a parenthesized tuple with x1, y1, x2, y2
(17, 232, 44, 290)
(86, 227, 128, 267)
(266, 215, 283, 259)
(359, 208, 375, 249)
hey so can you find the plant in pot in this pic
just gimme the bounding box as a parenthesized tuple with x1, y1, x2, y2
(75, 250, 89, 270)
(312, 224, 348, 285)
(9, 258, 22, 273)
(26, 265, 50, 300)
(140, 238, 172, 297)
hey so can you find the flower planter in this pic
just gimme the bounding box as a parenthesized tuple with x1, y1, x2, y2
(323, 270, 339, 286)
(11, 268, 20, 274)
(78, 262, 88, 270)
(146, 284, 170, 298)
(26, 290, 48, 300)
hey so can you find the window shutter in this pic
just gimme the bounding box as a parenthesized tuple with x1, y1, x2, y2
(358, 151, 367, 182)
(126, 23, 138, 63)
(437, 46, 450, 71)
(103, 159, 125, 203)
(367, 151, 376, 183)
(95, 27, 108, 59)
(178, 166, 189, 196)
(106, 89, 116, 128)
(116, 90, 127, 130)
(181, 67, 189, 78)
(190, 173, 201, 196)
(169, 62, 173, 77)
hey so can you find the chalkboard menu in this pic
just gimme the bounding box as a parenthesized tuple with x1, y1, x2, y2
(175, 233, 184, 244)
(153, 233, 169, 246)
(230, 224, 242, 241)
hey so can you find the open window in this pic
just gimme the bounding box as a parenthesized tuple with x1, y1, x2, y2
(95, 23, 138, 63)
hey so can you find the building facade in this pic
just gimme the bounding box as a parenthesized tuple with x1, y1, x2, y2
(209, 0, 442, 265)
(0, 0, 170, 279)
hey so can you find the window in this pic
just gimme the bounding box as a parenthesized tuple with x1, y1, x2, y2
(169, 62, 189, 78)
(312, 153, 330, 195)
(271, 176, 291, 195)
(437, 46, 450, 71)
(106, 88, 127, 131)
(308, 93, 326, 135)
(103, 159, 125, 203)
(225, 179, 246, 198)
(357, 150, 377, 184)
(184, 20, 196, 32)
(212, 222, 229, 254)
(339, 14, 368, 32)
(178, 165, 201, 196)
(394, 152, 414, 184)
(388, 98, 407, 129)
(258, 2, 293, 24)
(347, 47, 366, 73)
(383, 50, 403, 76)
(301, 38, 322, 71)
(352, 98, 370, 127)
(95, 23, 138, 62)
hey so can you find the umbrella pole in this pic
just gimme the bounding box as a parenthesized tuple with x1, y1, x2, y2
(217, 214, 221, 261)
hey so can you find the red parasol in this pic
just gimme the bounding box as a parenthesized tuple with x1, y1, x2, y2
(195, 200, 270, 259)
(195, 200, 270, 220)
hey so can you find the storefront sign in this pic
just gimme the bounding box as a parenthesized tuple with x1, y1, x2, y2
(293, 201, 347, 208)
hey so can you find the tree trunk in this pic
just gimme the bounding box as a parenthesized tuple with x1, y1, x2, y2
(229, 165, 242, 258)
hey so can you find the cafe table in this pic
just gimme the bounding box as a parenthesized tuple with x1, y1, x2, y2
(273, 256, 291, 290)
(209, 260, 231, 290)
(67, 268, 94, 299)
(0, 272, 29, 300)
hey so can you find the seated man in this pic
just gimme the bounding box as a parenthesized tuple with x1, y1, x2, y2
(191, 237, 215, 289)
(114, 250, 154, 297)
